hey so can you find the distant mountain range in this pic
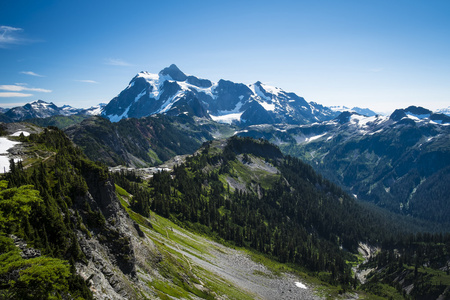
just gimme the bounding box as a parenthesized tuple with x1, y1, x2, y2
(328, 105, 378, 116)
(436, 106, 450, 116)
(0, 65, 448, 125)
(237, 106, 450, 225)
(0, 100, 104, 122)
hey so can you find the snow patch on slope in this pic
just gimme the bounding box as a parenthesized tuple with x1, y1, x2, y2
(108, 105, 131, 122)
(307, 133, 327, 142)
(295, 282, 308, 289)
(259, 102, 276, 112)
(210, 112, 243, 124)
(138, 72, 172, 100)
(177, 81, 217, 99)
(249, 83, 271, 102)
(155, 90, 185, 114)
(259, 83, 283, 97)
(210, 101, 246, 124)
(135, 89, 147, 102)
(405, 113, 431, 121)
(248, 83, 278, 112)
(0, 135, 22, 173)
(293, 133, 328, 144)
(84, 104, 106, 116)
(10, 131, 30, 137)
(350, 115, 388, 129)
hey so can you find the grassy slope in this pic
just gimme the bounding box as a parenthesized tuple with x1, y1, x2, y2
(116, 184, 385, 300)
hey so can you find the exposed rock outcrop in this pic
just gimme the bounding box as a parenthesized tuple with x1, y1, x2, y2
(73, 173, 158, 299)
(11, 235, 41, 259)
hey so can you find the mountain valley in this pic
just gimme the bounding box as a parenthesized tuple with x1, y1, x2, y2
(0, 66, 449, 299)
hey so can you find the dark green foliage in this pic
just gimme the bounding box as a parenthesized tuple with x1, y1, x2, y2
(362, 233, 450, 299)
(225, 136, 283, 160)
(65, 115, 233, 167)
(130, 188, 152, 217)
(111, 170, 152, 217)
(0, 127, 104, 299)
(0, 124, 8, 136)
(0, 245, 72, 299)
(26, 114, 91, 129)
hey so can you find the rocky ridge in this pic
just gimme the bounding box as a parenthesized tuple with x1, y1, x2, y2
(102, 64, 337, 125)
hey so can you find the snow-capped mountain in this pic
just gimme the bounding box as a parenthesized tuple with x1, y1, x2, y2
(390, 106, 450, 124)
(79, 103, 107, 116)
(328, 105, 377, 117)
(1, 100, 103, 122)
(102, 64, 337, 124)
(4, 100, 76, 121)
(237, 106, 449, 146)
(437, 106, 450, 116)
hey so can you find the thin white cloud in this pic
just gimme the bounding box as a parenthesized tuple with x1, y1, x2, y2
(0, 84, 52, 93)
(0, 92, 33, 98)
(104, 58, 133, 66)
(0, 25, 23, 47)
(20, 71, 45, 77)
(75, 79, 99, 84)
(0, 102, 27, 107)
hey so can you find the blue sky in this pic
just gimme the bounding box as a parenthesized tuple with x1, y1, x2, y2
(1, 0, 449, 114)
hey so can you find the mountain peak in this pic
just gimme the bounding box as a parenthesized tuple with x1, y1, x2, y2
(335, 111, 356, 124)
(404, 106, 432, 116)
(159, 64, 187, 81)
(389, 109, 407, 121)
(33, 100, 53, 105)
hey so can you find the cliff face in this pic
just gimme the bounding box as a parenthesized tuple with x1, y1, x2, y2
(74, 173, 158, 299)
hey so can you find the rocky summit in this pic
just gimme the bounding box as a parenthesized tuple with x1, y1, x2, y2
(101, 64, 337, 125)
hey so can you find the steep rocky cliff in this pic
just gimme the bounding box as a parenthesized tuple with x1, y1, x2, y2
(73, 172, 146, 299)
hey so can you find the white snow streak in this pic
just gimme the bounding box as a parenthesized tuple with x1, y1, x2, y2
(10, 131, 30, 137)
(295, 282, 308, 289)
(138, 72, 172, 100)
(0, 137, 21, 173)
(306, 133, 327, 142)
(210, 112, 243, 124)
